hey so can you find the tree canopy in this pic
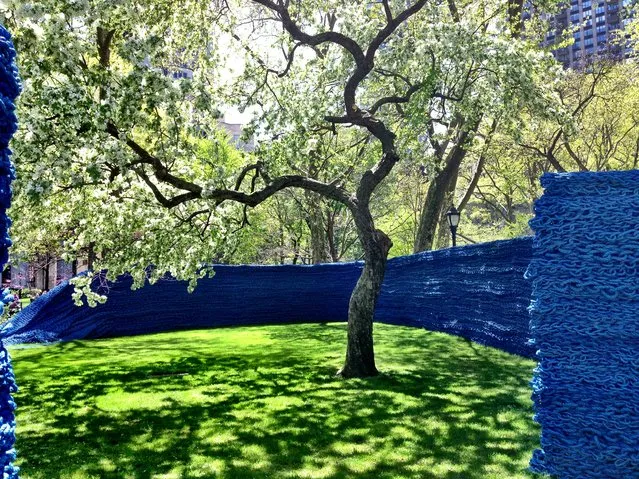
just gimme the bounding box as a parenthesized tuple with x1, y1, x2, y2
(6, 0, 638, 375)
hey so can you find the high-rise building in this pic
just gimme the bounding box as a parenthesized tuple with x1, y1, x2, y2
(543, 0, 633, 68)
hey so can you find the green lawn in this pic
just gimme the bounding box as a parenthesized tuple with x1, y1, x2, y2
(9, 323, 540, 479)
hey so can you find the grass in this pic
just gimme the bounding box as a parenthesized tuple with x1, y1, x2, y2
(9, 323, 540, 479)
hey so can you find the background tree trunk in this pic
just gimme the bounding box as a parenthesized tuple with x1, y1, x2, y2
(414, 159, 461, 252)
(305, 192, 330, 263)
(87, 242, 96, 271)
(414, 125, 475, 252)
(435, 168, 459, 249)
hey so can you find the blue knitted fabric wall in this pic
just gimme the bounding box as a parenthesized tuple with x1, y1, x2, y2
(2, 237, 535, 358)
(527, 170, 639, 478)
(0, 25, 20, 479)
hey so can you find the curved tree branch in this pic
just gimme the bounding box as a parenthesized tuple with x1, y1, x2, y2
(107, 123, 354, 209)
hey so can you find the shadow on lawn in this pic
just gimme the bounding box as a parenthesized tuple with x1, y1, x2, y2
(10, 324, 540, 479)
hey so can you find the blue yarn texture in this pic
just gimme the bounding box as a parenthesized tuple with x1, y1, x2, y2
(2, 237, 535, 358)
(527, 170, 639, 478)
(0, 24, 20, 479)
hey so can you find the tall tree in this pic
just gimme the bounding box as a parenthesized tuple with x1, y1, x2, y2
(518, 62, 639, 173)
(7, 0, 560, 377)
(8, 0, 437, 377)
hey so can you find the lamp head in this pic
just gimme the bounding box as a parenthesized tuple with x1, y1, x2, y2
(447, 206, 460, 228)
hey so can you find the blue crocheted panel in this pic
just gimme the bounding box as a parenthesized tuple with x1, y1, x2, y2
(2, 238, 535, 358)
(528, 170, 639, 479)
(0, 24, 20, 479)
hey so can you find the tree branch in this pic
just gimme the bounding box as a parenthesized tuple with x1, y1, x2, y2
(459, 119, 498, 211)
(107, 123, 354, 209)
(251, 0, 366, 65)
(369, 81, 425, 115)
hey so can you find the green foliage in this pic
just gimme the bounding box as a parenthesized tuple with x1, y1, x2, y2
(451, 60, 639, 247)
(4, 0, 250, 297)
(11, 323, 540, 478)
(5, 0, 568, 287)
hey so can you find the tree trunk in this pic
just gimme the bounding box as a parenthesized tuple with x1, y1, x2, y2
(327, 210, 339, 262)
(414, 162, 459, 252)
(339, 207, 392, 378)
(87, 242, 96, 271)
(305, 193, 330, 264)
(414, 129, 473, 252)
(291, 237, 300, 265)
(435, 167, 459, 249)
(44, 255, 50, 290)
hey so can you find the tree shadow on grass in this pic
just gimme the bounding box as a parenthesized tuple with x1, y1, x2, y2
(10, 324, 542, 478)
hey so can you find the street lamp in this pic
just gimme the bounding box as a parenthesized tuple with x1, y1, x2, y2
(446, 206, 461, 247)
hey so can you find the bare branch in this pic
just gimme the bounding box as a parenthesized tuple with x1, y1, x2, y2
(107, 123, 354, 209)
(369, 81, 425, 114)
(381, 0, 394, 22)
(459, 119, 498, 211)
(251, 0, 366, 65)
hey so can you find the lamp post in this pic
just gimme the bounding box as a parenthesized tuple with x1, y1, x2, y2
(447, 206, 461, 247)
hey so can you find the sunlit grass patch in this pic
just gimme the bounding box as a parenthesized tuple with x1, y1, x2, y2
(10, 323, 542, 478)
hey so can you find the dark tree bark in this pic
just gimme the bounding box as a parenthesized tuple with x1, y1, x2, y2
(458, 119, 498, 212)
(326, 208, 340, 262)
(44, 254, 50, 290)
(305, 193, 331, 264)
(507, 0, 524, 38)
(327, 212, 338, 262)
(414, 137, 470, 252)
(339, 207, 392, 378)
(87, 242, 96, 271)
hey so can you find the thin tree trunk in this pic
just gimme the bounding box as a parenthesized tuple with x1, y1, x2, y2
(458, 119, 498, 212)
(339, 206, 392, 378)
(291, 237, 300, 265)
(305, 193, 330, 263)
(508, 0, 524, 37)
(279, 225, 285, 264)
(87, 242, 96, 271)
(44, 255, 50, 290)
(327, 209, 339, 262)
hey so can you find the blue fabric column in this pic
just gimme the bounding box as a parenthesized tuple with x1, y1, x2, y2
(0, 24, 21, 479)
(528, 170, 639, 478)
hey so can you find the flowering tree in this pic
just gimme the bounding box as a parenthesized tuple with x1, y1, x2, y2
(7, 0, 559, 377)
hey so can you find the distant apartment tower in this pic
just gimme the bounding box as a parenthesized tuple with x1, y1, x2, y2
(544, 0, 633, 68)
